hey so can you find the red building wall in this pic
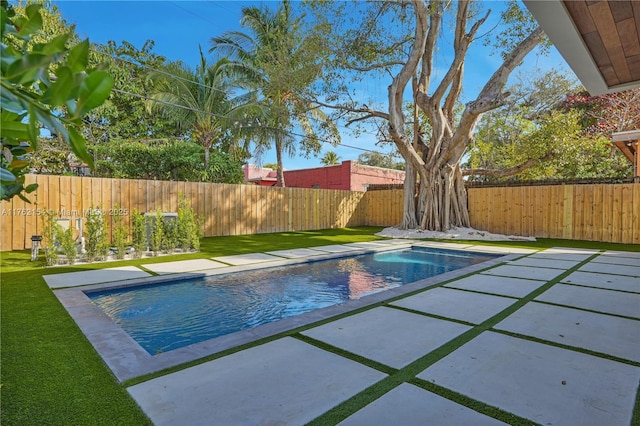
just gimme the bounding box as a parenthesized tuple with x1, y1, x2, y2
(283, 161, 405, 191)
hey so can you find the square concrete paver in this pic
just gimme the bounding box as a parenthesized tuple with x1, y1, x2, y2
(418, 332, 640, 426)
(579, 261, 640, 277)
(43, 266, 151, 289)
(414, 241, 473, 250)
(302, 307, 470, 368)
(310, 244, 362, 253)
(343, 242, 389, 249)
(461, 245, 535, 255)
(526, 252, 593, 262)
(600, 250, 640, 260)
(541, 247, 599, 255)
(211, 252, 283, 265)
(508, 257, 580, 270)
(481, 265, 564, 281)
(339, 383, 506, 426)
(592, 254, 640, 267)
(141, 259, 227, 275)
(495, 302, 640, 362)
(536, 284, 640, 318)
(527, 248, 595, 263)
(391, 287, 516, 324)
(562, 271, 640, 293)
(371, 239, 416, 245)
(445, 275, 546, 298)
(127, 337, 386, 426)
(265, 248, 326, 258)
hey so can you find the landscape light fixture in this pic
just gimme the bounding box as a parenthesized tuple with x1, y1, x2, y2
(30, 235, 43, 261)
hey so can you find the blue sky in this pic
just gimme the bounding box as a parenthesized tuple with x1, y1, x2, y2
(51, 0, 576, 170)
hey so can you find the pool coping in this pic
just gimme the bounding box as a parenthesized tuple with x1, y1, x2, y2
(52, 244, 523, 382)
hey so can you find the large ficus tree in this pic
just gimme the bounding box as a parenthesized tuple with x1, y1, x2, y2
(310, 0, 545, 231)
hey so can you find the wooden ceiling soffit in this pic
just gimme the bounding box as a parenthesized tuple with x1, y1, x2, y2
(563, 0, 640, 88)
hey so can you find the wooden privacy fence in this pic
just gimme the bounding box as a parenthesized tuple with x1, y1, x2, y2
(1, 175, 638, 250)
(467, 183, 640, 244)
(0, 174, 381, 251)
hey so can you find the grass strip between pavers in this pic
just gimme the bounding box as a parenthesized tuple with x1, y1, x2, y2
(305, 251, 605, 425)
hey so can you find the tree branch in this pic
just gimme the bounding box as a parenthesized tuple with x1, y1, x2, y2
(418, 0, 444, 95)
(469, 26, 546, 115)
(450, 26, 546, 162)
(432, 4, 489, 105)
(349, 61, 406, 72)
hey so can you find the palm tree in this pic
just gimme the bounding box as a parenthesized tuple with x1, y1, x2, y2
(146, 47, 260, 166)
(321, 151, 340, 166)
(211, 0, 338, 187)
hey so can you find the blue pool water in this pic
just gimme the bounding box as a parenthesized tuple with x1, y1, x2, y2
(88, 247, 497, 354)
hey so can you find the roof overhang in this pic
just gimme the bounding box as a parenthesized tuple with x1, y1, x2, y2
(523, 0, 640, 95)
(612, 130, 640, 177)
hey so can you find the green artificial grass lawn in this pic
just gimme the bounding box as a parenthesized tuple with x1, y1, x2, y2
(1, 226, 638, 425)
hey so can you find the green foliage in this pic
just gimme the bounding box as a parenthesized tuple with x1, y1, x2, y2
(0, 1, 113, 201)
(466, 70, 631, 181)
(84, 206, 109, 262)
(111, 204, 129, 259)
(468, 109, 631, 181)
(131, 208, 147, 258)
(200, 150, 245, 184)
(91, 139, 243, 183)
(263, 163, 277, 170)
(28, 136, 74, 174)
(177, 196, 201, 251)
(85, 40, 183, 143)
(357, 152, 405, 170)
(56, 225, 77, 265)
(485, 0, 550, 59)
(92, 139, 201, 180)
(149, 208, 165, 256)
(320, 151, 340, 166)
(161, 218, 179, 254)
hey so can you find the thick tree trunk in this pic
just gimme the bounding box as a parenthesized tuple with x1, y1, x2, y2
(419, 163, 470, 231)
(399, 161, 418, 229)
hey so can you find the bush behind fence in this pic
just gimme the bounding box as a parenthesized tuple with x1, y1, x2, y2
(0, 175, 638, 251)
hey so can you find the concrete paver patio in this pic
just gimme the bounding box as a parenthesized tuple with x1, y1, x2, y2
(50, 243, 640, 425)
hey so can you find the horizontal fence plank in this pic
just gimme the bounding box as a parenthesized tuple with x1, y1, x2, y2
(1, 176, 638, 251)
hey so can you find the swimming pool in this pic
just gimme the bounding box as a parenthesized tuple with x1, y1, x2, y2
(87, 247, 498, 355)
